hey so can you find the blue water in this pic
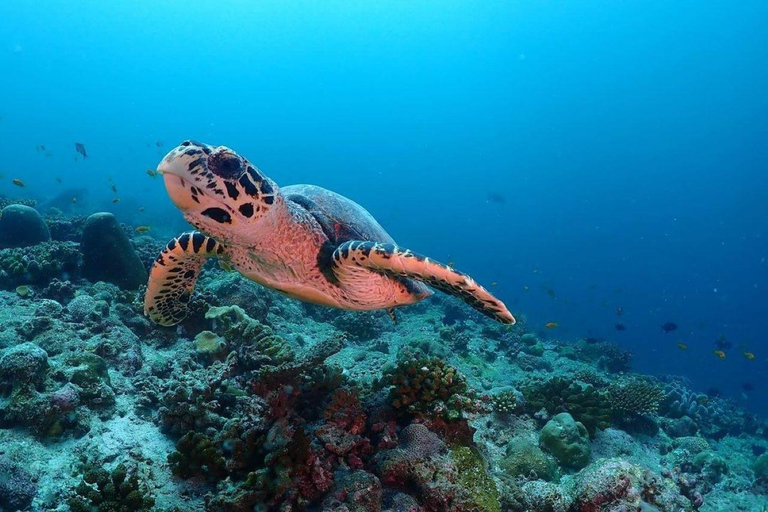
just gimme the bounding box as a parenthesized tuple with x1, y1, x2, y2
(1, 1, 766, 415)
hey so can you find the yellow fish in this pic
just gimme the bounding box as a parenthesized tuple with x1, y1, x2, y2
(545, 322, 559, 329)
(219, 260, 236, 272)
(677, 343, 688, 351)
(743, 352, 755, 361)
(12, 178, 25, 187)
(713, 350, 726, 360)
(135, 225, 151, 234)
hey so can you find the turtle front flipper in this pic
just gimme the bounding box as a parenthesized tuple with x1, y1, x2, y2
(332, 241, 515, 324)
(144, 232, 227, 326)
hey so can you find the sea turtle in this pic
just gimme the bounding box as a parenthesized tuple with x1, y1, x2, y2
(144, 141, 514, 326)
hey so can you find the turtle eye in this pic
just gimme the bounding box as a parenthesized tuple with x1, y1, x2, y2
(208, 151, 244, 180)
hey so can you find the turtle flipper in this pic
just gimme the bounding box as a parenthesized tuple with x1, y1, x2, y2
(332, 241, 515, 324)
(144, 232, 226, 326)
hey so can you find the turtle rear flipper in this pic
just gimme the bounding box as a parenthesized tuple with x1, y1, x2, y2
(332, 241, 515, 324)
(144, 232, 226, 326)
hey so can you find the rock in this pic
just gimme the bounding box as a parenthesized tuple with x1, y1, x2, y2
(0, 204, 50, 248)
(81, 212, 147, 289)
(539, 412, 591, 470)
(0, 457, 37, 511)
(500, 438, 558, 481)
(0, 342, 49, 389)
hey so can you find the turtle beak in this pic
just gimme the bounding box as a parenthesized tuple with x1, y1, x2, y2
(157, 142, 212, 211)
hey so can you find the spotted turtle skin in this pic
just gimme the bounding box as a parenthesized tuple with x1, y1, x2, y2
(144, 141, 515, 326)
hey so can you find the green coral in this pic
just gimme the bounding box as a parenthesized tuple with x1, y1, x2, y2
(607, 376, 664, 416)
(168, 431, 228, 480)
(205, 305, 294, 365)
(490, 390, 518, 415)
(521, 376, 611, 437)
(68, 463, 155, 512)
(500, 438, 558, 481)
(193, 330, 228, 360)
(539, 413, 590, 470)
(450, 446, 501, 512)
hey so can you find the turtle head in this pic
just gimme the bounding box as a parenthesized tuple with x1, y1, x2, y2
(157, 141, 278, 243)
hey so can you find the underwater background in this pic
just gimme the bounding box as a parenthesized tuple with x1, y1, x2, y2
(0, 1, 767, 511)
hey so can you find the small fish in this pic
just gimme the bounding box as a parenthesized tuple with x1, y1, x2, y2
(138, 206, 145, 212)
(742, 382, 755, 392)
(490, 282, 498, 286)
(447, 262, 454, 268)
(615, 323, 626, 331)
(135, 225, 151, 234)
(523, 285, 530, 291)
(112, 198, 121, 203)
(743, 352, 756, 361)
(714, 334, 731, 350)
(35, 144, 46, 152)
(219, 260, 236, 272)
(155, 140, 164, 147)
(146, 169, 158, 178)
(661, 322, 678, 333)
(546, 288, 556, 299)
(677, 343, 688, 351)
(75, 142, 88, 158)
(111, 184, 117, 193)
(56, 177, 62, 183)
(713, 350, 726, 360)
(698, 397, 710, 405)
(545, 322, 559, 329)
(12, 178, 25, 187)
(71, 197, 78, 204)
(615, 307, 623, 316)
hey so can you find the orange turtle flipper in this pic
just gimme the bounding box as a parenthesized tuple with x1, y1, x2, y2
(144, 232, 226, 326)
(332, 241, 515, 324)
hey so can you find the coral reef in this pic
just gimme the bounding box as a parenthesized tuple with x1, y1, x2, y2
(0, 241, 82, 288)
(67, 463, 156, 512)
(0, 210, 766, 512)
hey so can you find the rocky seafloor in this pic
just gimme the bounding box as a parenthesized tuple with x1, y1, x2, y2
(0, 200, 767, 512)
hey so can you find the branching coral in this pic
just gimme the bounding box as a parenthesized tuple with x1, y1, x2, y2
(607, 377, 665, 416)
(490, 389, 518, 415)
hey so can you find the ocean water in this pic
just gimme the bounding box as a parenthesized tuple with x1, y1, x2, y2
(1, 1, 767, 510)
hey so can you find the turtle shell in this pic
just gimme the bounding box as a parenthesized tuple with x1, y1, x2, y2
(282, 184, 395, 245)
